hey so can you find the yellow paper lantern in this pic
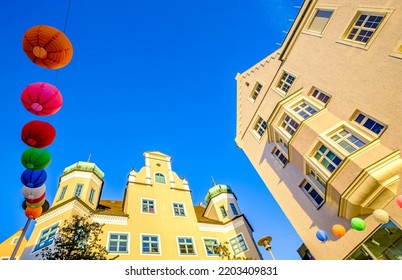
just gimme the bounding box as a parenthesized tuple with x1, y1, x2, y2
(373, 209, 389, 224)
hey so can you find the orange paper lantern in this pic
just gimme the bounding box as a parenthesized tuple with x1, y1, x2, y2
(25, 207, 42, 219)
(332, 224, 346, 237)
(22, 25, 73, 69)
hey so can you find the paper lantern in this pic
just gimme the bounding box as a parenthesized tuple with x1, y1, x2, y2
(21, 82, 63, 116)
(22, 25, 73, 69)
(21, 120, 56, 148)
(316, 229, 328, 242)
(21, 148, 51, 170)
(22, 184, 46, 200)
(373, 209, 389, 224)
(351, 217, 366, 231)
(20, 169, 47, 188)
(397, 195, 402, 208)
(332, 224, 346, 237)
(26, 197, 46, 209)
(22, 200, 49, 214)
(25, 207, 42, 219)
(24, 192, 45, 204)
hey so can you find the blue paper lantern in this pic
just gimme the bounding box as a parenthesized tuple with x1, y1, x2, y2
(21, 169, 47, 188)
(316, 229, 328, 242)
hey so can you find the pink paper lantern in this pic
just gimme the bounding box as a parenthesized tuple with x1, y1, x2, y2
(21, 82, 63, 116)
(397, 195, 402, 208)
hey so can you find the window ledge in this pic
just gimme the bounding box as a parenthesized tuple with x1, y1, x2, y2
(301, 30, 324, 38)
(336, 39, 369, 50)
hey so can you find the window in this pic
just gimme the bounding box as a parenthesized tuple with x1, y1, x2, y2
(89, 188, 96, 204)
(229, 234, 248, 255)
(203, 238, 219, 256)
(307, 9, 333, 33)
(293, 102, 317, 119)
(178, 237, 196, 255)
(314, 144, 342, 173)
(346, 13, 384, 44)
(347, 220, 402, 260)
(155, 173, 166, 184)
(281, 114, 299, 136)
(311, 89, 331, 104)
(331, 129, 366, 153)
(34, 223, 59, 252)
(301, 181, 324, 207)
(253, 116, 267, 138)
(276, 71, 296, 93)
(309, 167, 326, 188)
(230, 203, 239, 216)
(108, 233, 128, 253)
(11, 237, 19, 245)
(58, 186, 67, 200)
(220, 206, 227, 218)
(273, 147, 288, 166)
(142, 199, 155, 214)
(173, 202, 186, 217)
(250, 82, 263, 101)
(74, 184, 83, 197)
(354, 112, 385, 135)
(141, 235, 160, 254)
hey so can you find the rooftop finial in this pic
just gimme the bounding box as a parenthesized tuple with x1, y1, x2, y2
(211, 176, 216, 186)
(87, 153, 92, 162)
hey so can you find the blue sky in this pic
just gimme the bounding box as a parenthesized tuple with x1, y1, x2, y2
(1, 0, 303, 260)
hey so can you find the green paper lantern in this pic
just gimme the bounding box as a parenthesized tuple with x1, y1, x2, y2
(21, 148, 51, 170)
(351, 217, 366, 231)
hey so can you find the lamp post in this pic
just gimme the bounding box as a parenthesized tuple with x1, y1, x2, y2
(258, 236, 275, 260)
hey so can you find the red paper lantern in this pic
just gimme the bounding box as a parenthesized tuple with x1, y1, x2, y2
(26, 197, 46, 209)
(21, 120, 56, 148)
(22, 25, 73, 69)
(21, 82, 63, 116)
(25, 207, 42, 219)
(397, 195, 402, 208)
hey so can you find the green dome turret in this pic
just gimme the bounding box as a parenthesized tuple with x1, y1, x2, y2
(62, 161, 104, 180)
(205, 184, 234, 204)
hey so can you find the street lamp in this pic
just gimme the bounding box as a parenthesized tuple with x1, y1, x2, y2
(258, 236, 275, 260)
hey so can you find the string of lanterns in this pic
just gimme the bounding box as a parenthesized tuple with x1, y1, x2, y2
(315, 198, 402, 243)
(20, 24, 73, 220)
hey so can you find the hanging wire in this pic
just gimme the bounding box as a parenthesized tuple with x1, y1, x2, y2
(54, 0, 72, 86)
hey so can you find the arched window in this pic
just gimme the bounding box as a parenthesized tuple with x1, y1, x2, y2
(155, 173, 166, 184)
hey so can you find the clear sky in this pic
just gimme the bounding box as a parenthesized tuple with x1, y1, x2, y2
(1, 0, 304, 260)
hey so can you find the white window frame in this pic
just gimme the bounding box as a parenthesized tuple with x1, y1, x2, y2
(303, 6, 336, 37)
(32, 222, 59, 253)
(89, 188, 96, 204)
(252, 116, 267, 140)
(177, 236, 197, 256)
(330, 128, 367, 153)
(58, 186, 68, 201)
(310, 88, 331, 104)
(275, 70, 296, 95)
(300, 180, 325, 208)
(154, 172, 166, 184)
(229, 233, 249, 255)
(313, 144, 343, 173)
(74, 184, 83, 197)
(107, 232, 129, 254)
(249, 82, 263, 102)
(140, 234, 161, 255)
(272, 147, 288, 167)
(353, 111, 386, 136)
(292, 101, 318, 120)
(172, 202, 187, 217)
(202, 238, 220, 257)
(219, 206, 228, 218)
(390, 38, 402, 59)
(141, 198, 156, 214)
(280, 114, 300, 137)
(338, 7, 394, 50)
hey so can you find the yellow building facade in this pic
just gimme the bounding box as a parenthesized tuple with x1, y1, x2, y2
(235, 0, 402, 259)
(11, 151, 261, 260)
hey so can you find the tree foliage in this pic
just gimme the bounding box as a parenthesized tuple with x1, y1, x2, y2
(214, 241, 254, 260)
(37, 214, 117, 260)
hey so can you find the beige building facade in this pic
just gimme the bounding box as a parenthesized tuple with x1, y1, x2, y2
(4, 151, 261, 260)
(235, 0, 402, 259)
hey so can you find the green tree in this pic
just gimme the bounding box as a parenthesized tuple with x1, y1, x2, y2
(37, 214, 117, 260)
(214, 241, 254, 260)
